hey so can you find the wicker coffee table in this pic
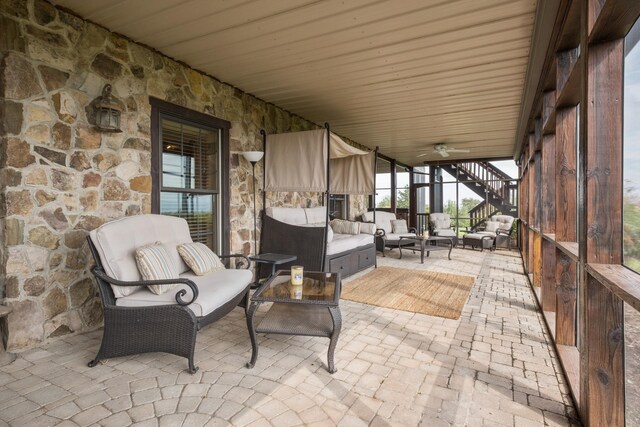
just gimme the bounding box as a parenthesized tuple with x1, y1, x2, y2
(246, 271, 341, 373)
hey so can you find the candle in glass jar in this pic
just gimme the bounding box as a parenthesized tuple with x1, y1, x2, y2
(290, 283, 303, 300)
(291, 266, 304, 285)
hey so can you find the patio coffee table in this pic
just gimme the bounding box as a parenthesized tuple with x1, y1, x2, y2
(398, 235, 454, 263)
(246, 271, 341, 373)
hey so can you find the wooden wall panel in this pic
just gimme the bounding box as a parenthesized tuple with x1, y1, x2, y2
(534, 233, 542, 288)
(555, 107, 578, 242)
(556, 250, 577, 346)
(542, 239, 556, 312)
(586, 40, 623, 264)
(585, 274, 624, 426)
(541, 134, 556, 233)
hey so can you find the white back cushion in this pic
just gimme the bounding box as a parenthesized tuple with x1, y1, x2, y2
(491, 215, 514, 230)
(265, 207, 307, 225)
(305, 206, 327, 224)
(360, 211, 395, 233)
(90, 214, 193, 285)
(429, 213, 451, 230)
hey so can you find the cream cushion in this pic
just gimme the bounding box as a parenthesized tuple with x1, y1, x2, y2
(89, 214, 192, 298)
(178, 242, 225, 276)
(115, 269, 253, 317)
(330, 219, 360, 235)
(361, 211, 396, 234)
(492, 215, 515, 231)
(484, 221, 500, 233)
(326, 234, 374, 255)
(433, 229, 457, 237)
(391, 219, 409, 234)
(358, 222, 377, 235)
(429, 213, 451, 230)
(135, 243, 180, 295)
(265, 207, 307, 225)
(305, 207, 327, 223)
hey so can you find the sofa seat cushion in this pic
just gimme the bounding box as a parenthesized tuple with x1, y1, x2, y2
(326, 233, 373, 255)
(476, 231, 497, 237)
(434, 229, 456, 237)
(265, 207, 307, 225)
(115, 269, 252, 317)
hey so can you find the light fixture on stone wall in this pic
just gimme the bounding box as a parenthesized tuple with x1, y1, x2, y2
(242, 151, 264, 255)
(93, 84, 122, 132)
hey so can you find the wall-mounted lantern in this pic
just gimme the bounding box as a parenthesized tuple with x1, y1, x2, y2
(93, 84, 122, 132)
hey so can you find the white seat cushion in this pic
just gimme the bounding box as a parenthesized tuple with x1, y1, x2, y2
(476, 231, 497, 237)
(383, 232, 416, 241)
(90, 214, 193, 298)
(491, 215, 514, 231)
(434, 229, 457, 237)
(326, 233, 373, 255)
(115, 269, 253, 317)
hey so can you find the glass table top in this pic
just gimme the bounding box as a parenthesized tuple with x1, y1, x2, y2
(252, 271, 340, 305)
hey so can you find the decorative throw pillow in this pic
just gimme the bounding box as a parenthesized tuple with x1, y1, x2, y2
(391, 219, 409, 234)
(358, 222, 377, 235)
(485, 221, 500, 233)
(177, 242, 226, 276)
(330, 219, 360, 235)
(135, 244, 179, 295)
(326, 225, 334, 242)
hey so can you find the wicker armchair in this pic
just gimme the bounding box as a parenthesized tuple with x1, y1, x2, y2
(86, 214, 253, 374)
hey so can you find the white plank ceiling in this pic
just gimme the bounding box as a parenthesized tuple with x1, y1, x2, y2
(53, 0, 537, 165)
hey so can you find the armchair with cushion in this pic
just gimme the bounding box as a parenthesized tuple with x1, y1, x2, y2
(464, 214, 516, 250)
(428, 213, 458, 246)
(361, 211, 416, 255)
(87, 214, 253, 373)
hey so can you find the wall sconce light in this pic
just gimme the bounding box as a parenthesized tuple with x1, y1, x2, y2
(93, 84, 122, 133)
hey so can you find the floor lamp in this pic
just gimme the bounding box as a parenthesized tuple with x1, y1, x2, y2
(242, 151, 264, 255)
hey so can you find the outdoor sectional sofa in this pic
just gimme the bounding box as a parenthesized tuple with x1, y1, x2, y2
(87, 214, 253, 373)
(259, 207, 376, 279)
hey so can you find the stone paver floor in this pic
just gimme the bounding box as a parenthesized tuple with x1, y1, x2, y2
(0, 248, 580, 426)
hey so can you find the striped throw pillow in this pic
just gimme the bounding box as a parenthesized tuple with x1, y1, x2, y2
(177, 242, 226, 276)
(135, 244, 179, 295)
(330, 219, 360, 235)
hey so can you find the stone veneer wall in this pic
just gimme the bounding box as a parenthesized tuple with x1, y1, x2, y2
(0, 0, 369, 350)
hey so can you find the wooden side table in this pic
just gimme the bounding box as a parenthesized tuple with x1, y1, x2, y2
(0, 306, 16, 366)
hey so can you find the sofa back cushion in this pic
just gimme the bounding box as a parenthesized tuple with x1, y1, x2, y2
(305, 207, 327, 224)
(265, 207, 307, 225)
(361, 211, 396, 233)
(90, 214, 192, 297)
(429, 213, 451, 230)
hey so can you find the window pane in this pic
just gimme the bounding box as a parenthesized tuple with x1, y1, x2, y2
(160, 192, 217, 252)
(624, 17, 640, 272)
(161, 116, 219, 191)
(329, 195, 347, 219)
(375, 189, 391, 208)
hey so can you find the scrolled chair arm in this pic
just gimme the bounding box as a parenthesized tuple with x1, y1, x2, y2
(219, 254, 252, 270)
(91, 267, 199, 306)
(375, 228, 386, 237)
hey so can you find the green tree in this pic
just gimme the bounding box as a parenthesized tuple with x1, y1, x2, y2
(376, 195, 391, 208)
(397, 188, 409, 209)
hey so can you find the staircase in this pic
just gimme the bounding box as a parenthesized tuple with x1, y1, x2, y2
(440, 161, 518, 229)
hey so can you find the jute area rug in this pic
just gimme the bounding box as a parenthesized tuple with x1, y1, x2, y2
(342, 267, 476, 320)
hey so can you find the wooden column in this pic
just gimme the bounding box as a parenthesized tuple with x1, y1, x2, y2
(583, 38, 624, 426)
(555, 106, 577, 242)
(541, 134, 557, 311)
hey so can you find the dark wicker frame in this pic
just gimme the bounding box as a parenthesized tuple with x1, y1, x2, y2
(259, 215, 376, 279)
(86, 237, 252, 373)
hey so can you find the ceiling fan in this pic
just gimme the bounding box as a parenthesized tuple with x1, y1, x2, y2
(417, 143, 471, 158)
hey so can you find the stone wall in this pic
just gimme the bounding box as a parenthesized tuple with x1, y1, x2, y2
(0, 0, 368, 350)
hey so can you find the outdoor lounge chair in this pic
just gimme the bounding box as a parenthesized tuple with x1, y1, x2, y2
(428, 213, 458, 246)
(463, 214, 516, 251)
(86, 214, 253, 373)
(361, 211, 417, 255)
